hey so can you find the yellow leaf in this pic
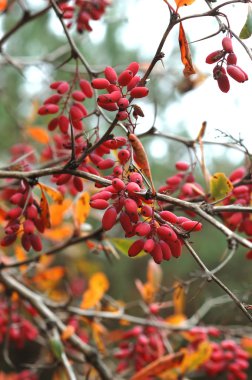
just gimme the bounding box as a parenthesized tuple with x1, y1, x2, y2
(180, 341, 212, 374)
(39, 188, 51, 228)
(241, 337, 252, 357)
(166, 313, 187, 325)
(14, 246, 27, 272)
(30, 267, 65, 291)
(38, 183, 64, 204)
(49, 199, 72, 227)
(44, 224, 73, 241)
(26, 127, 50, 144)
(130, 352, 184, 380)
(209, 172, 233, 201)
(91, 321, 107, 353)
(80, 272, 109, 309)
(135, 260, 162, 304)
(74, 192, 90, 229)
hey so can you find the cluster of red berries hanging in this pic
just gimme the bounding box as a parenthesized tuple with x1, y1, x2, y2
(114, 325, 166, 373)
(204, 340, 249, 380)
(0, 298, 38, 349)
(58, 0, 110, 33)
(91, 62, 149, 121)
(38, 78, 93, 133)
(1, 181, 44, 252)
(90, 159, 202, 264)
(206, 36, 248, 93)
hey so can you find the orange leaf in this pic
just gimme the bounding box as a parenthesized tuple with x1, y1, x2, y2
(26, 127, 50, 144)
(80, 272, 109, 309)
(130, 352, 184, 380)
(179, 22, 196, 77)
(0, 0, 7, 12)
(74, 191, 90, 229)
(49, 199, 72, 227)
(179, 341, 212, 374)
(14, 246, 27, 272)
(39, 187, 51, 228)
(30, 267, 65, 291)
(61, 325, 75, 341)
(38, 183, 64, 204)
(135, 260, 162, 304)
(175, 0, 196, 8)
(44, 224, 73, 241)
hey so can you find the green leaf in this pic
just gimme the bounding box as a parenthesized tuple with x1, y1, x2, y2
(109, 238, 146, 258)
(239, 4, 252, 39)
(209, 172, 233, 201)
(49, 338, 64, 360)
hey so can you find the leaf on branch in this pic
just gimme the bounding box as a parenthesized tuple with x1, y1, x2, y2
(166, 281, 187, 325)
(74, 191, 90, 230)
(0, 0, 7, 12)
(130, 352, 184, 380)
(110, 238, 146, 258)
(80, 272, 109, 309)
(49, 199, 72, 227)
(39, 187, 51, 228)
(30, 266, 65, 292)
(135, 260, 162, 303)
(239, 4, 252, 39)
(179, 341, 212, 374)
(175, 0, 196, 8)
(179, 22, 196, 77)
(38, 183, 64, 204)
(43, 224, 73, 241)
(26, 127, 50, 144)
(209, 172, 233, 201)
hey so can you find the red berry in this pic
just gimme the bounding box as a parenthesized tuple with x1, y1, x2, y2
(72, 90, 86, 101)
(227, 53, 237, 65)
(56, 174, 72, 185)
(175, 161, 189, 171)
(30, 234, 42, 251)
(227, 65, 248, 83)
(118, 149, 130, 165)
(91, 191, 112, 201)
(127, 62, 139, 75)
(90, 199, 109, 209)
(222, 36, 233, 53)
(128, 239, 145, 257)
(21, 233, 31, 251)
(44, 94, 62, 105)
(57, 81, 70, 94)
(159, 211, 178, 224)
(143, 238, 155, 253)
(23, 220, 35, 234)
(119, 212, 133, 234)
(127, 75, 141, 91)
(91, 78, 110, 89)
(130, 87, 149, 98)
(118, 70, 133, 86)
(102, 206, 118, 231)
(7, 207, 22, 220)
(58, 115, 69, 134)
(97, 158, 115, 170)
(79, 79, 93, 98)
(73, 176, 83, 192)
(112, 178, 125, 191)
(205, 50, 225, 64)
(181, 220, 202, 232)
(217, 74, 230, 93)
(135, 222, 151, 236)
(124, 198, 138, 215)
(150, 243, 163, 264)
(104, 66, 118, 84)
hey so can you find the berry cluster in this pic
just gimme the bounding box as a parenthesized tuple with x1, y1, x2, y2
(38, 78, 93, 133)
(90, 160, 202, 263)
(114, 325, 166, 373)
(206, 36, 248, 93)
(1, 181, 44, 252)
(204, 340, 249, 380)
(58, 0, 110, 33)
(0, 299, 38, 349)
(91, 62, 149, 121)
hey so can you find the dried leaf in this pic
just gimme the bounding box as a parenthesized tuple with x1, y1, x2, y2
(38, 183, 64, 204)
(135, 260, 162, 303)
(0, 0, 7, 12)
(61, 325, 75, 341)
(180, 341, 212, 374)
(44, 224, 73, 241)
(179, 22, 196, 77)
(209, 172, 233, 201)
(80, 272, 109, 309)
(49, 199, 72, 227)
(26, 127, 50, 144)
(175, 0, 196, 8)
(74, 192, 90, 229)
(130, 352, 184, 380)
(40, 187, 51, 228)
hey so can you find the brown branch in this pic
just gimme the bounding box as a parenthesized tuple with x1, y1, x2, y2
(0, 5, 51, 48)
(184, 240, 252, 322)
(0, 271, 113, 380)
